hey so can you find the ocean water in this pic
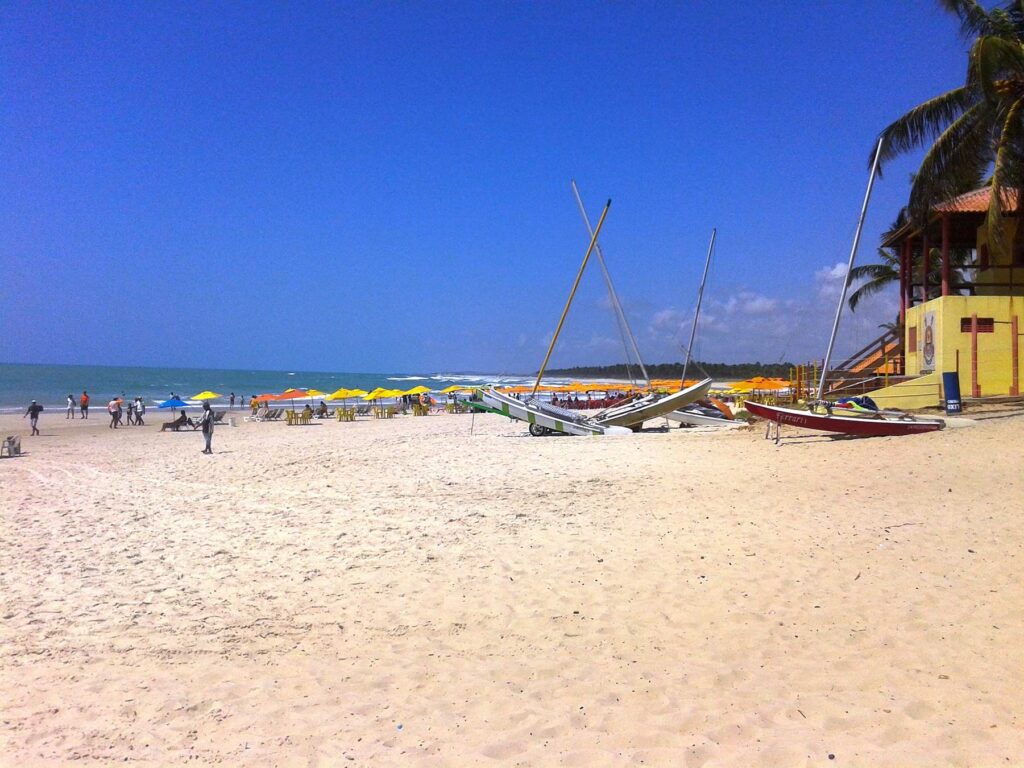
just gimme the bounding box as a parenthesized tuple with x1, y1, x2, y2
(0, 363, 543, 413)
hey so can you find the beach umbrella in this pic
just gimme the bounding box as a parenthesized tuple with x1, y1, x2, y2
(274, 389, 310, 409)
(438, 385, 465, 394)
(304, 388, 327, 407)
(403, 385, 431, 397)
(325, 388, 353, 401)
(158, 398, 189, 415)
(159, 398, 189, 409)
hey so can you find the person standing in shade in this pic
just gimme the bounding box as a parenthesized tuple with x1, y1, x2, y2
(67, 393, 76, 419)
(24, 400, 43, 435)
(135, 397, 146, 426)
(198, 401, 215, 454)
(80, 391, 89, 418)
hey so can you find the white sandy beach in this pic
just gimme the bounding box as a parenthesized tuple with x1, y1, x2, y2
(1, 408, 1022, 766)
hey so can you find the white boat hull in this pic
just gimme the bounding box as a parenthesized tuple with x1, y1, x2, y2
(665, 407, 741, 428)
(482, 389, 630, 436)
(594, 378, 713, 428)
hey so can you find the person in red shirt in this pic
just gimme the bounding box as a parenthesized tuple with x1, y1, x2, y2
(80, 391, 90, 419)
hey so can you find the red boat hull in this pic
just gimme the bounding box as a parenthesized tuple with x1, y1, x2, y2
(744, 400, 944, 437)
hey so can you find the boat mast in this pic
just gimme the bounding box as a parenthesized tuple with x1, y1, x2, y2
(681, 227, 716, 387)
(532, 199, 612, 399)
(817, 137, 884, 401)
(571, 180, 650, 389)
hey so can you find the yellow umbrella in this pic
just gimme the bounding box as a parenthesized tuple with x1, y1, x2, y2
(403, 385, 431, 396)
(326, 388, 352, 401)
(192, 391, 222, 400)
(363, 387, 389, 400)
(438, 385, 465, 394)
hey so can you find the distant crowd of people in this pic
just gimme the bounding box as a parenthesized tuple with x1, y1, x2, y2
(104, 395, 148, 429)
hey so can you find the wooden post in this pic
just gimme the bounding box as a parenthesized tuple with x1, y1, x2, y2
(899, 239, 908, 323)
(941, 213, 950, 296)
(1012, 315, 1020, 396)
(922, 230, 930, 303)
(971, 312, 980, 397)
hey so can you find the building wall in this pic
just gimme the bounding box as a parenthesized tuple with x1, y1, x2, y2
(866, 372, 941, 410)
(904, 295, 1022, 397)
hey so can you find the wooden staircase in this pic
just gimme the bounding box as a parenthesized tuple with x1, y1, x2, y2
(824, 327, 904, 397)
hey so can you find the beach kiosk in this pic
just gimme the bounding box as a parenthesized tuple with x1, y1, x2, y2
(853, 187, 1024, 409)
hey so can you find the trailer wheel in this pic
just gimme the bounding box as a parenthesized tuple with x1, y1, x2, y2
(529, 423, 547, 437)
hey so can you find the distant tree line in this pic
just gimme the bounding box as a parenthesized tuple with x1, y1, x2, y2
(543, 361, 798, 379)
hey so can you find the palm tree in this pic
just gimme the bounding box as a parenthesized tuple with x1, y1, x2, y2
(876, 1, 1024, 255)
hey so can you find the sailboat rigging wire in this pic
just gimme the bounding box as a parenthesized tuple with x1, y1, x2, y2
(682, 228, 716, 386)
(532, 199, 612, 399)
(817, 137, 884, 399)
(571, 180, 649, 389)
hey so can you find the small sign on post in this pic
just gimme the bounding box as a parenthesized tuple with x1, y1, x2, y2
(942, 371, 962, 415)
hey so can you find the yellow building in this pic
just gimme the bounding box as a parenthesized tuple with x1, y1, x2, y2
(864, 187, 1023, 409)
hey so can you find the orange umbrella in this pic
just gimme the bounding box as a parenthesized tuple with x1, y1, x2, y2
(273, 389, 310, 404)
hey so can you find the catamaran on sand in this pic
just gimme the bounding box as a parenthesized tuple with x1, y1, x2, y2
(746, 138, 944, 441)
(483, 190, 716, 436)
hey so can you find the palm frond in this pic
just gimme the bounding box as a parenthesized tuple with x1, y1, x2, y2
(876, 87, 976, 169)
(848, 274, 897, 312)
(938, 0, 1000, 39)
(908, 102, 995, 219)
(974, 35, 1024, 101)
(986, 96, 1024, 258)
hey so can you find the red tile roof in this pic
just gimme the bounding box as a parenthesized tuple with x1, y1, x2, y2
(932, 186, 1019, 213)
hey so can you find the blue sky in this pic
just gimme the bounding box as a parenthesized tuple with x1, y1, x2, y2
(1, 1, 967, 373)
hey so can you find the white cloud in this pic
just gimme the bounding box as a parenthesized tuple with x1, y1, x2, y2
(635, 263, 896, 364)
(815, 262, 848, 299)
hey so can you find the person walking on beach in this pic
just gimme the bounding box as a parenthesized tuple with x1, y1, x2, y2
(125, 398, 135, 426)
(229, 392, 235, 409)
(24, 400, 43, 435)
(134, 397, 145, 426)
(107, 398, 119, 429)
(67, 394, 76, 419)
(198, 401, 215, 454)
(80, 391, 89, 418)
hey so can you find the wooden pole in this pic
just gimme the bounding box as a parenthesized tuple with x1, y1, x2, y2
(532, 199, 611, 399)
(1012, 315, 1020, 396)
(922, 230, 930, 303)
(971, 312, 980, 397)
(899, 239, 908, 324)
(572, 181, 649, 388)
(941, 213, 951, 297)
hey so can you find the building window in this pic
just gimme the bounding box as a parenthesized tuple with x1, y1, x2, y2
(908, 326, 917, 349)
(960, 317, 995, 333)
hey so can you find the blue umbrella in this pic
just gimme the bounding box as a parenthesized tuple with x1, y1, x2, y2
(159, 398, 189, 409)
